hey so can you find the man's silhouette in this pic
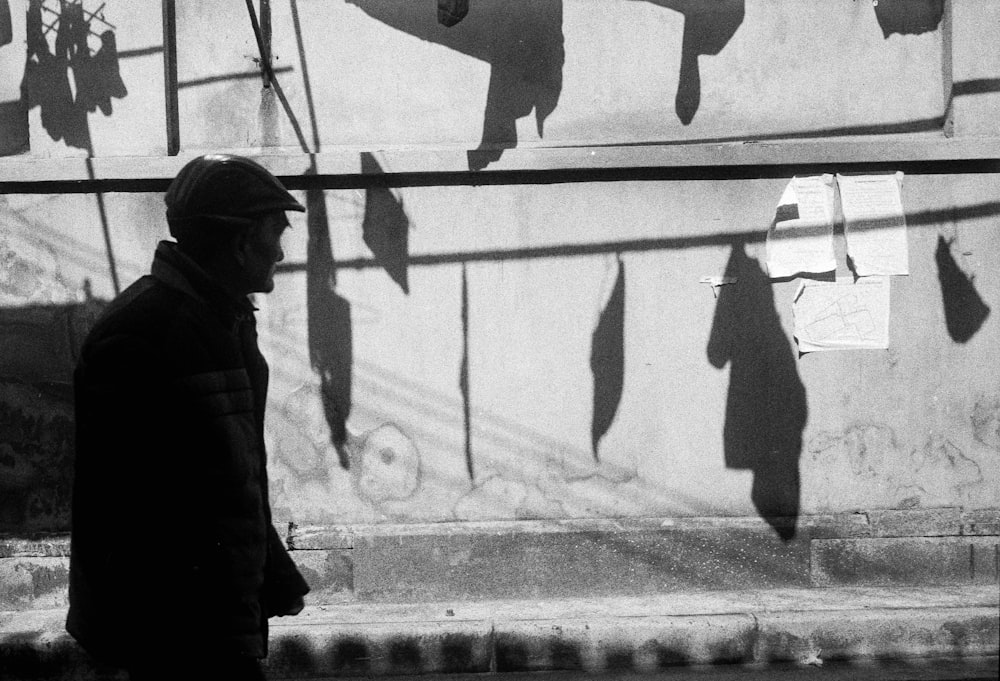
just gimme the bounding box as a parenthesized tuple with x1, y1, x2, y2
(68, 155, 310, 680)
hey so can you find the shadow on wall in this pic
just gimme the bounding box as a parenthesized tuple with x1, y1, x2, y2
(936, 235, 991, 344)
(306, 183, 355, 470)
(21, 0, 127, 152)
(1, 0, 11, 46)
(874, 0, 944, 37)
(0, 300, 106, 533)
(706, 241, 806, 541)
(361, 153, 411, 294)
(1, 0, 29, 156)
(346, 0, 564, 171)
(591, 257, 626, 460)
(632, 0, 745, 125)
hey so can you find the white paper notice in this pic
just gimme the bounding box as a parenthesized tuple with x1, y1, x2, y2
(766, 175, 837, 279)
(793, 277, 891, 353)
(837, 172, 909, 276)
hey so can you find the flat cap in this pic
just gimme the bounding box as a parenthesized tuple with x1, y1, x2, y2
(165, 154, 304, 235)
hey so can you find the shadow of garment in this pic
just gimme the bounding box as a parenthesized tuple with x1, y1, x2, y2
(632, 0, 744, 125)
(346, 0, 564, 170)
(75, 31, 128, 116)
(306, 185, 354, 469)
(22, 0, 90, 149)
(936, 235, 991, 344)
(1, 0, 12, 46)
(590, 259, 626, 459)
(706, 242, 806, 541)
(361, 153, 410, 293)
(874, 0, 944, 37)
(0, 100, 29, 156)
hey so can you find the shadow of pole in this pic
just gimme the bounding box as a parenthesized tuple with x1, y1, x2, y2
(459, 263, 474, 480)
(706, 240, 806, 541)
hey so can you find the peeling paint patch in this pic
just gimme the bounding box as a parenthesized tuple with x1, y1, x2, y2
(971, 397, 1000, 451)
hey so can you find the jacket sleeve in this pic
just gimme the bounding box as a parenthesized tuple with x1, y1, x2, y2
(262, 523, 310, 616)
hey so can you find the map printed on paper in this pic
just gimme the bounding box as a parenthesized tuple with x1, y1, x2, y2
(793, 276, 891, 353)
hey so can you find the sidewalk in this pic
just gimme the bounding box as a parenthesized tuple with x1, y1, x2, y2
(1, 585, 997, 679)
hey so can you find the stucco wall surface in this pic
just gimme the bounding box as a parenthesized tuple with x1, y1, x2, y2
(2, 0, 949, 159)
(2, 171, 997, 530)
(1, 0, 997, 536)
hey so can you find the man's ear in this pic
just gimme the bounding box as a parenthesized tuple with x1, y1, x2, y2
(231, 229, 252, 266)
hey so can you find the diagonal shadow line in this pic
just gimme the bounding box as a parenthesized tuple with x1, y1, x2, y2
(951, 78, 1000, 97)
(572, 116, 947, 149)
(117, 45, 165, 59)
(274, 200, 1000, 274)
(176, 66, 295, 90)
(571, 77, 998, 150)
(289, 0, 320, 152)
(86, 157, 120, 295)
(244, 0, 311, 154)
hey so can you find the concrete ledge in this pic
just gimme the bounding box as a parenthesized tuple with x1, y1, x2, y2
(1, 135, 999, 186)
(1, 587, 996, 679)
(3, 512, 998, 610)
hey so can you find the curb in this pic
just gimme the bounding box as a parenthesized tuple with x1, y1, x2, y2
(261, 606, 998, 677)
(2, 588, 997, 679)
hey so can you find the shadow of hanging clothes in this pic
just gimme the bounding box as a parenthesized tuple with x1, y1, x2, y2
(0, 100, 29, 156)
(936, 235, 991, 344)
(633, 0, 745, 125)
(438, 0, 469, 27)
(874, 0, 944, 37)
(706, 241, 806, 541)
(1, 0, 12, 46)
(306, 185, 354, 470)
(346, 0, 564, 171)
(590, 258, 626, 460)
(75, 31, 128, 116)
(361, 153, 411, 294)
(22, 0, 89, 149)
(21, 0, 126, 151)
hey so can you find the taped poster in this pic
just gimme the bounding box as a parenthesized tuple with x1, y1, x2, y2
(793, 277, 890, 353)
(837, 172, 909, 276)
(766, 175, 837, 279)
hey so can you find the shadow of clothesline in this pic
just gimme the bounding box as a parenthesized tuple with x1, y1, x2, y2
(276, 199, 1000, 274)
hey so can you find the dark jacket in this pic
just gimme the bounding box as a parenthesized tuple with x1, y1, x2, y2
(67, 241, 308, 664)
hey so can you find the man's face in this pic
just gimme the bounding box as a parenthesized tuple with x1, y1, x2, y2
(239, 211, 289, 294)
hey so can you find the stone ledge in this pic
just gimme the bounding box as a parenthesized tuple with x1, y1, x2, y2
(811, 537, 1000, 587)
(1, 135, 999, 186)
(4, 512, 998, 610)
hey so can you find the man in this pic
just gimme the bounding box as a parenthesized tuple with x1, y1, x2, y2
(67, 155, 310, 680)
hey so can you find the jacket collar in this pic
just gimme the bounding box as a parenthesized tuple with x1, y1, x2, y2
(150, 241, 257, 322)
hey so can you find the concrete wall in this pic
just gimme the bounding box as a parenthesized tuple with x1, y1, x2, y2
(1, 1, 998, 543)
(4, 0, 950, 158)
